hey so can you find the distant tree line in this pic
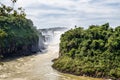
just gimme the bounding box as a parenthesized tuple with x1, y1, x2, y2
(53, 23, 120, 80)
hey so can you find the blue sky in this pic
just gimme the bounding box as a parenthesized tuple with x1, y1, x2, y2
(1, 0, 120, 29)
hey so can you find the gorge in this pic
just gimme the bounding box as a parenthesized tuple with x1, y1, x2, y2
(0, 28, 102, 80)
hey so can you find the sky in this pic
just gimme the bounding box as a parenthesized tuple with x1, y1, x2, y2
(1, 0, 120, 29)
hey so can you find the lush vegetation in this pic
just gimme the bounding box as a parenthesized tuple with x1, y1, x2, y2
(0, 0, 39, 58)
(53, 23, 120, 79)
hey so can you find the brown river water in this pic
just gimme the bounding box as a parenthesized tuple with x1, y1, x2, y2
(0, 31, 104, 80)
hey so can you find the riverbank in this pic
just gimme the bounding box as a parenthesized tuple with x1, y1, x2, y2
(52, 24, 120, 80)
(52, 57, 107, 80)
(0, 42, 103, 80)
(0, 2, 43, 59)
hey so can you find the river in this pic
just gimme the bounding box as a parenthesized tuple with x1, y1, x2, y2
(0, 31, 103, 80)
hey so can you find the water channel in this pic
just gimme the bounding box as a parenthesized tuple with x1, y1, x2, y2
(0, 31, 103, 80)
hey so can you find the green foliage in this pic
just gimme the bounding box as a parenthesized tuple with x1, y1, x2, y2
(0, 1, 39, 58)
(0, 0, 26, 17)
(53, 23, 120, 79)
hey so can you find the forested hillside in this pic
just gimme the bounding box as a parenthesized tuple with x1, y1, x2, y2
(53, 23, 120, 79)
(0, 0, 39, 58)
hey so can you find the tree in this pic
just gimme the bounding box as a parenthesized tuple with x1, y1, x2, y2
(53, 23, 120, 79)
(11, 0, 17, 9)
(0, 0, 39, 58)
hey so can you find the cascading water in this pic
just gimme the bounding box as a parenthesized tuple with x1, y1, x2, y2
(0, 28, 102, 80)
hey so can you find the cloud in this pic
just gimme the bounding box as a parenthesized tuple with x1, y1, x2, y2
(1, 0, 120, 29)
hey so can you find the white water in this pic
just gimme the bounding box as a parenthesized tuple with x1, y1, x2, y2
(0, 31, 102, 80)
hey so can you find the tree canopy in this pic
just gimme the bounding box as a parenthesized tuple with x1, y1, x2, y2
(53, 23, 120, 80)
(0, 0, 39, 58)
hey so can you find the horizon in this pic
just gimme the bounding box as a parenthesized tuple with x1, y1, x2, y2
(1, 0, 120, 29)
